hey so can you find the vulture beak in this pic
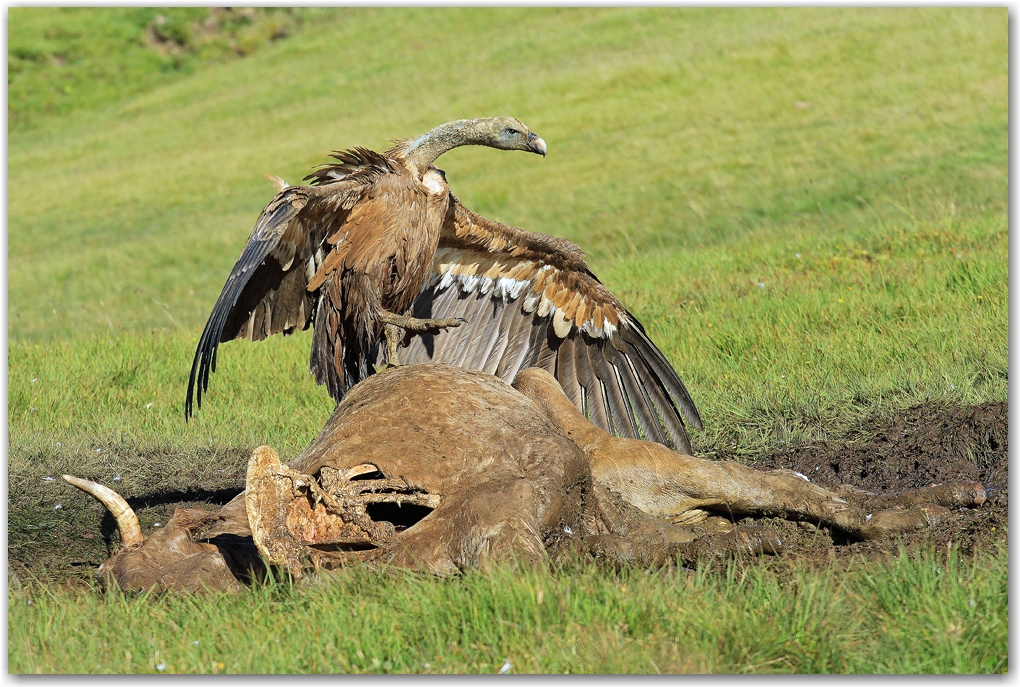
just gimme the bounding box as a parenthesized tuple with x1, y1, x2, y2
(528, 133, 547, 157)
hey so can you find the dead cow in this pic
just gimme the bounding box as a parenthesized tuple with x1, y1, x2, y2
(66, 364, 986, 593)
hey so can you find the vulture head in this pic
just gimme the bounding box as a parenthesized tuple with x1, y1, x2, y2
(470, 116, 548, 157)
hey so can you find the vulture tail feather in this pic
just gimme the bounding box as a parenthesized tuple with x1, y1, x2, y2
(480, 298, 518, 375)
(429, 290, 476, 363)
(448, 294, 497, 369)
(186, 236, 278, 419)
(494, 304, 538, 381)
(534, 336, 558, 377)
(522, 317, 550, 370)
(586, 342, 634, 437)
(626, 350, 693, 454)
(572, 336, 608, 428)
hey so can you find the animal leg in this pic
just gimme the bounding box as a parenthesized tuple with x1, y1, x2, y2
(511, 367, 985, 541)
(608, 449, 990, 539)
(595, 443, 987, 540)
(378, 310, 466, 334)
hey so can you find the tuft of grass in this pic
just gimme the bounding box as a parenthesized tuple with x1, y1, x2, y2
(8, 544, 1007, 674)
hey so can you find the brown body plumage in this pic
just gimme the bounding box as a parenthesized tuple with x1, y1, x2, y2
(187, 118, 704, 454)
(304, 156, 451, 396)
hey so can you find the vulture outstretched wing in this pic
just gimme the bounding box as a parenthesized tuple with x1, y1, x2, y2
(402, 197, 703, 453)
(186, 151, 393, 418)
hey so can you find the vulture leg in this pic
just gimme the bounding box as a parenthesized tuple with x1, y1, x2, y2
(384, 323, 404, 367)
(378, 310, 468, 367)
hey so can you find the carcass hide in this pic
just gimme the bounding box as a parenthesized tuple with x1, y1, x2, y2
(66, 364, 986, 593)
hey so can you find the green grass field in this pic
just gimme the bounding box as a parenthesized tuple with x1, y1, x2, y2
(8, 7, 1007, 673)
(8, 546, 1007, 674)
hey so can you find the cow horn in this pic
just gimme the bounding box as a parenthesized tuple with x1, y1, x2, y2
(62, 475, 143, 547)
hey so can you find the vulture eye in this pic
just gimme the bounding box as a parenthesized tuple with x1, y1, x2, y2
(506, 128, 520, 136)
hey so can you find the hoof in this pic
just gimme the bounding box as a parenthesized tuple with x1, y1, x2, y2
(680, 525, 784, 562)
(857, 504, 951, 540)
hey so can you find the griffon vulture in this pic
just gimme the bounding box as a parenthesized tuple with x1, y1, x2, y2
(186, 117, 703, 452)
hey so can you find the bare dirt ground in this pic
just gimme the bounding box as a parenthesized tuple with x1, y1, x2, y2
(9, 402, 1007, 588)
(730, 401, 1008, 564)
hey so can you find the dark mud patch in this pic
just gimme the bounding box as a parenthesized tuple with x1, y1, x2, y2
(8, 403, 1006, 587)
(8, 445, 250, 589)
(723, 401, 1007, 564)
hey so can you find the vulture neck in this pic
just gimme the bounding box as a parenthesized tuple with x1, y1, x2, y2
(399, 119, 491, 176)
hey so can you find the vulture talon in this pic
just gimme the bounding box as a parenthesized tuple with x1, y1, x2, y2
(384, 323, 403, 368)
(378, 311, 466, 334)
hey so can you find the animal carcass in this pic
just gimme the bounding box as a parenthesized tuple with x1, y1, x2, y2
(66, 364, 986, 593)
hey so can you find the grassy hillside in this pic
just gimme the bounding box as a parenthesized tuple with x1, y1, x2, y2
(8, 7, 320, 131)
(8, 8, 1007, 674)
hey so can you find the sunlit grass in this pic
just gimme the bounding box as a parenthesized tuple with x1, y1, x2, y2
(7, 8, 325, 131)
(8, 206, 1006, 458)
(8, 545, 1007, 674)
(9, 8, 1005, 340)
(8, 7, 1007, 457)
